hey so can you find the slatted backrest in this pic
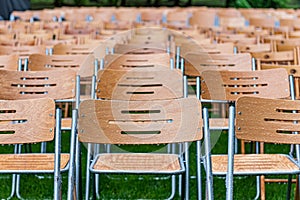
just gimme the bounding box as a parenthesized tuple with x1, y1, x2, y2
(113, 43, 167, 54)
(180, 42, 234, 57)
(0, 98, 55, 144)
(251, 50, 296, 69)
(28, 53, 95, 77)
(189, 10, 216, 29)
(249, 17, 276, 30)
(52, 43, 106, 61)
(140, 10, 163, 23)
(0, 54, 19, 70)
(236, 43, 272, 53)
(184, 52, 252, 77)
(0, 45, 46, 59)
(78, 98, 202, 144)
(236, 96, 300, 144)
(128, 34, 169, 45)
(261, 63, 300, 77)
(103, 53, 171, 69)
(0, 69, 76, 100)
(201, 68, 290, 101)
(97, 68, 183, 100)
(275, 39, 300, 51)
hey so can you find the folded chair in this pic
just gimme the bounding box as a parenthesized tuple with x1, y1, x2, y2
(0, 98, 75, 199)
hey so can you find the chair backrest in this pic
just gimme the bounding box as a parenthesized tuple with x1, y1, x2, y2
(0, 45, 46, 59)
(184, 52, 252, 77)
(251, 50, 296, 69)
(52, 43, 106, 61)
(236, 43, 272, 53)
(140, 9, 163, 24)
(78, 98, 202, 144)
(28, 53, 95, 77)
(260, 63, 300, 77)
(189, 10, 216, 30)
(0, 98, 55, 144)
(0, 69, 76, 100)
(103, 53, 171, 70)
(236, 96, 300, 144)
(274, 39, 300, 51)
(180, 42, 234, 57)
(113, 43, 168, 54)
(0, 54, 19, 70)
(200, 68, 290, 102)
(96, 68, 183, 100)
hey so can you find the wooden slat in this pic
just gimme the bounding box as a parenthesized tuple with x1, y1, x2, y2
(201, 68, 290, 101)
(28, 53, 95, 77)
(0, 69, 76, 100)
(78, 98, 202, 144)
(0, 154, 69, 171)
(212, 154, 300, 175)
(236, 96, 300, 144)
(0, 98, 55, 144)
(184, 53, 252, 77)
(93, 153, 181, 172)
(103, 53, 171, 69)
(97, 68, 183, 100)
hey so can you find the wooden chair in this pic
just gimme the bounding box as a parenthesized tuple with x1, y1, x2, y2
(0, 97, 75, 199)
(200, 68, 292, 200)
(218, 96, 300, 199)
(73, 66, 208, 199)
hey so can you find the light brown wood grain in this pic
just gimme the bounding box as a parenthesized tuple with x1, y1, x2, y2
(236, 96, 300, 144)
(0, 69, 76, 100)
(184, 53, 252, 76)
(201, 68, 290, 101)
(0, 98, 55, 144)
(78, 98, 202, 144)
(97, 69, 183, 100)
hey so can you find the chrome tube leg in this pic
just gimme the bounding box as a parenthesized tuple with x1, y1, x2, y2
(226, 104, 235, 200)
(85, 144, 92, 200)
(196, 141, 202, 200)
